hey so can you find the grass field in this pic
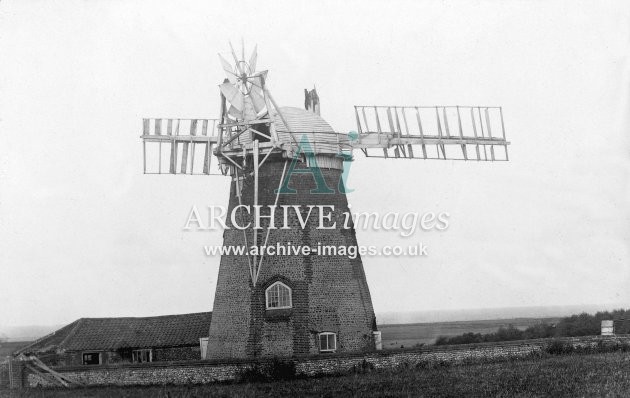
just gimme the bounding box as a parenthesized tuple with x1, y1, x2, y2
(379, 317, 561, 348)
(4, 351, 630, 397)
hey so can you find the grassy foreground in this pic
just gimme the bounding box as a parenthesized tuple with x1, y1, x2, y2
(4, 352, 630, 397)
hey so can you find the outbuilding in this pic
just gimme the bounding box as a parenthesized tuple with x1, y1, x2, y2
(14, 312, 211, 366)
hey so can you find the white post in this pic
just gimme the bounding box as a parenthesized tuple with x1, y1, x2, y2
(373, 331, 382, 350)
(601, 320, 614, 336)
(252, 140, 259, 285)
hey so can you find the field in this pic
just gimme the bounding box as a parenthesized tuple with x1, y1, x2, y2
(3, 351, 630, 397)
(379, 317, 560, 348)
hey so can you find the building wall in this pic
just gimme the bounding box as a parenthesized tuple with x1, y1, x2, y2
(32, 345, 201, 368)
(13, 335, 630, 388)
(153, 346, 201, 362)
(0, 361, 9, 389)
(207, 156, 377, 360)
(1, 357, 27, 389)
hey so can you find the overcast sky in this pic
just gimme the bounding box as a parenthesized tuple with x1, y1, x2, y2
(1, 0, 629, 327)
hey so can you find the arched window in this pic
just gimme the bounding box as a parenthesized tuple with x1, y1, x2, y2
(265, 282, 292, 309)
(318, 332, 337, 353)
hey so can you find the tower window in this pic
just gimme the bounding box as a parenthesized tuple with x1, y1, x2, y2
(318, 332, 337, 353)
(265, 281, 292, 309)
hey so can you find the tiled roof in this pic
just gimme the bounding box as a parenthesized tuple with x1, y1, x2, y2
(16, 312, 211, 354)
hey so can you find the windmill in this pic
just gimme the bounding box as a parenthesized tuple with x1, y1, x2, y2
(140, 43, 509, 359)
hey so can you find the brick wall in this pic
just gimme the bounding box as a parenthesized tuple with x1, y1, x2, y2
(207, 155, 377, 360)
(14, 335, 630, 388)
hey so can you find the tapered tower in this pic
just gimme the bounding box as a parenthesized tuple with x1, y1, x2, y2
(207, 109, 377, 358)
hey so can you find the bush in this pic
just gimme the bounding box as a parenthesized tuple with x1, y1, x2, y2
(352, 359, 375, 374)
(492, 325, 525, 342)
(522, 323, 556, 340)
(436, 325, 526, 345)
(435, 332, 484, 346)
(545, 340, 574, 355)
(237, 364, 267, 383)
(236, 358, 298, 383)
(266, 358, 297, 381)
(592, 339, 630, 354)
(545, 338, 630, 356)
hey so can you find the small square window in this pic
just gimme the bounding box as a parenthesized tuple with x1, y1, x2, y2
(132, 349, 152, 363)
(318, 332, 337, 353)
(82, 352, 101, 365)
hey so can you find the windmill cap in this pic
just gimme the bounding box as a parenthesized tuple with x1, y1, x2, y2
(274, 107, 335, 133)
(273, 107, 350, 156)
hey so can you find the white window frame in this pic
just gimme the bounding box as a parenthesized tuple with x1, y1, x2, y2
(318, 332, 337, 353)
(132, 349, 153, 363)
(82, 351, 102, 365)
(265, 281, 293, 310)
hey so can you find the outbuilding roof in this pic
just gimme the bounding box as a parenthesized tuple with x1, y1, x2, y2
(15, 312, 211, 354)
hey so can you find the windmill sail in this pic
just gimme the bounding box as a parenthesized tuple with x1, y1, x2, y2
(141, 46, 511, 176)
(353, 105, 509, 161)
(249, 44, 257, 72)
(219, 54, 237, 84)
(141, 118, 219, 175)
(219, 82, 245, 112)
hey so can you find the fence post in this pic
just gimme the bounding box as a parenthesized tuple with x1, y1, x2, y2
(7, 357, 13, 389)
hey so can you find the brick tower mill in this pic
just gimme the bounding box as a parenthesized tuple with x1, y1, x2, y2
(140, 43, 510, 360)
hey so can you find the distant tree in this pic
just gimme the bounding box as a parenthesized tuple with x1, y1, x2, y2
(435, 332, 485, 345)
(555, 312, 598, 337)
(487, 325, 524, 342)
(555, 309, 630, 337)
(433, 309, 630, 346)
(522, 323, 556, 339)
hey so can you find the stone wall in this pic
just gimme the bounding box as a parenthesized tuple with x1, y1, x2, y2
(8, 335, 628, 388)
